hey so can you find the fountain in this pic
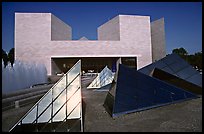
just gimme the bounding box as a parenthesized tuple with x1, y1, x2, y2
(2, 60, 48, 94)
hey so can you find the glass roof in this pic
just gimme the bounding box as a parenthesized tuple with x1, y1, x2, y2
(87, 66, 114, 89)
(104, 64, 199, 117)
(10, 60, 83, 132)
(138, 53, 202, 87)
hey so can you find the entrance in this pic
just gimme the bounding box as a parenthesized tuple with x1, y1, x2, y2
(51, 57, 137, 75)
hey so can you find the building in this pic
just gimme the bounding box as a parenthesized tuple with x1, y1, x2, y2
(15, 13, 166, 75)
(7, 13, 202, 132)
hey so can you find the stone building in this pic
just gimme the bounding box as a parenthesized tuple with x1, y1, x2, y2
(15, 13, 166, 75)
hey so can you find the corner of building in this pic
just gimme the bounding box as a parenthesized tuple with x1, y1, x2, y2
(97, 15, 120, 41)
(51, 14, 72, 40)
(151, 17, 166, 62)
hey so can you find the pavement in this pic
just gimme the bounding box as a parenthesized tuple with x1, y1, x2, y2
(2, 76, 202, 132)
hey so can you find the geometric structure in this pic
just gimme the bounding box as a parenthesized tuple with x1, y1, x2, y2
(138, 53, 202, 88)
(87, 66, 114, 89)
(151, 18, 166, 62)
(79, 36, 89, 41)
(151, 68, 202, 95)
(15, 13, 166, 75)
(9, 60, 83, 132)
(104, 64, 199, 117)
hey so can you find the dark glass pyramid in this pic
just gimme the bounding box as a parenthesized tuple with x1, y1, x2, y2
(151, 68, 202, 95)
(104, 64, 198, 117)
(138, 53, 202, 88)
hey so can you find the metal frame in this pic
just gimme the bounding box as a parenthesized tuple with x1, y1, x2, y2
(9, 60, 83, 132)
(87, 66, 114, 89)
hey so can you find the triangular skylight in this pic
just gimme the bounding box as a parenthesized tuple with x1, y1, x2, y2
(10, 60, 83, 132)
(87, 66, 114, 89)
(104, 64, 198, 117)
(138, 53, 202, 88)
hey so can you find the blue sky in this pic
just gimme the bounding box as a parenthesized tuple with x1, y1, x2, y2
(2, 2, 202, 54)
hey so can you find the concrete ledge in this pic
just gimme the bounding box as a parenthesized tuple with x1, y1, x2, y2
(2, 93, 44, 111)
(2, 88, 49, 104)
(2, 84, 53, 99)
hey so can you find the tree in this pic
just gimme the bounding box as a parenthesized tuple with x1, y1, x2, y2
(172, 47, 188, 56)
(172, 48, 202, 71)
(8, 48, 15, 67)
(193, 51, 202, 70)
(172, 47, 188, 60)
(2, 49, 8, 68)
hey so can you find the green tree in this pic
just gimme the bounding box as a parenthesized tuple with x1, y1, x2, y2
(2, 49, 8, 68)
(172, 48, 202, 71)
(172, 47, 188, 55)
(8, 48, 15, 67)
(172, 47, 188, 60)
(193, 51, 202, 70)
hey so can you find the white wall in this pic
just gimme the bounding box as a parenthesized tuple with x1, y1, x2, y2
(15, 13, 164, 75)
(119, 15, 152, 69)
(97, 16, 120, 40)
(51, 14, 72, 40)
(151, 18, 166, 62)
(15, 13, 51, 62)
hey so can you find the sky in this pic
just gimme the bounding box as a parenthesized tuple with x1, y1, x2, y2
(2, 2, 202, 54)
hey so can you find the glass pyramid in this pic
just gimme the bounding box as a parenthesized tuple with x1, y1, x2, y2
(151, 68, 202, 95)
(138, 53, 202, 88)
(104, 64, 198, 117)
(10, 60, 83, 132)
(87, 66, 114, 89)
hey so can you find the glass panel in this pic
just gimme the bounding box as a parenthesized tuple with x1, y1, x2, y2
(38, 91, 52, 115)
(53, 104, 66, 122)
(22, 106, 37, 124)
(53, 89, 66, 115)
(174, 55, 187, 63)
(175, 57, 189, 66)
(87, 66, 114, 88)
(138, 63, 150, 71)
(103, 67, 114, 86)
(10, 60, 82, 132)
(37, 105, 51, 123)
(160, 66, 174, 74)
(67, 103, 81, 119)
(96, 75, 101, 87)
(67, 89, 81, 119)
(157, 56, 168, 63)
(67, 76, 80, 99)
(151, 68, 202, 95)
(168, 61, 188, 72)
(176, 66, 199, 80)
(67, 62, 80, 85)
(152, 61, 167, 69)
(99, 67, 108, 87)
(111, 64, 198, 117)
(138, 67, 152, 75)
(89, 75, 99, 87)
(162, 54, 178, 65)
(144, 64, 156, 73)
(52, 76, 66, 100)
(185, 73, 202, 87)
(139, 53, 191, 77)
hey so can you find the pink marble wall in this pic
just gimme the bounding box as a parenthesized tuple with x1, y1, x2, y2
(15, 13, 165, 75)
